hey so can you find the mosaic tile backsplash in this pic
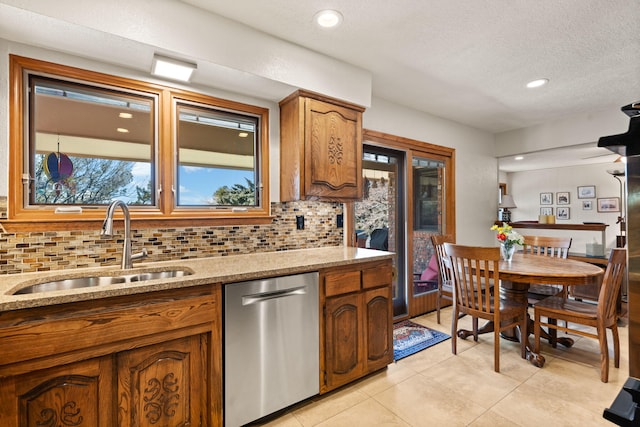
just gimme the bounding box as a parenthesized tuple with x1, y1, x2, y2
(0, 199, 343, 275)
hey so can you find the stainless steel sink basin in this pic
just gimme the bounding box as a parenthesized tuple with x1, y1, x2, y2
(128, 270, 192, 282)
(12, 269, 193, 295)
(13, 276, 127, 294)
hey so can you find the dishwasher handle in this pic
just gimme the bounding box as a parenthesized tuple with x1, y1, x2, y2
(242, 285, 308, 305)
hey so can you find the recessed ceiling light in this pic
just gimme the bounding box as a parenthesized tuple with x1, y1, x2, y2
(515, 156, 524, 160)
(119, 112, 133, 119)
(526, 78, 549, 89)
(117, 128, 129, 133)
(314, 10, 343, 28)
(151, 54, 197, 82)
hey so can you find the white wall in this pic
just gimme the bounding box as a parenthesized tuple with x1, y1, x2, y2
(506, 162, 624, 253)
(496, 106, 630, 254)
(364, 97, 498, 246)
(495, 108, 629, 155)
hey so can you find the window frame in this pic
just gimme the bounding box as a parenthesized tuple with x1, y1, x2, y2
(26, 73, 160, 209)
(7, 55, 271, 231)
(172, 94, 263, 210)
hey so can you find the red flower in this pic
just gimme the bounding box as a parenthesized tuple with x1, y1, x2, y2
(497, 233, 507, 241)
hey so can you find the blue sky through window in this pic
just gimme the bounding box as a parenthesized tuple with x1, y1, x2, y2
(126, 163, 253, 205)
(178, 165, 253, 205)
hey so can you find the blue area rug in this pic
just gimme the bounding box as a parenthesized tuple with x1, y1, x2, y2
(393, 320, 450, 361)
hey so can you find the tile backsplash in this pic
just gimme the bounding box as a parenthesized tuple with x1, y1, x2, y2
(0, 199, 343, 275)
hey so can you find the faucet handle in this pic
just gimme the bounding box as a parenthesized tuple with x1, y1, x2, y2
(131, 247, 148, 263)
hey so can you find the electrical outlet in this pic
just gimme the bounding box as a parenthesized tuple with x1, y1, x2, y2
(296, 215, 304, 230)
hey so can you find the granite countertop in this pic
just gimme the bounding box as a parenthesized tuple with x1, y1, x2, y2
(0, 246, 394, 312)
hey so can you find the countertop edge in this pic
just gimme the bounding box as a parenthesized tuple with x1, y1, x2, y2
(0, 247, 394, 312)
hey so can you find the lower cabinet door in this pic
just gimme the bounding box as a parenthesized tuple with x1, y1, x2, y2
(364, 286, 394, 372)
(0, 357, 114, 427)
(324, 293, 364, 390)
(117, 334, 207, 427)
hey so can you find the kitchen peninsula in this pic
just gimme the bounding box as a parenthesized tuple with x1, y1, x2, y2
(0, 246, 393, 426)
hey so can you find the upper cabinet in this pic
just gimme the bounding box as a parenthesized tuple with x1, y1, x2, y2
(280, 90, 364, 202)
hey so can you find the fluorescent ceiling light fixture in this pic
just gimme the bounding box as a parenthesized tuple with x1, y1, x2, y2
(526, 78, 549, 89)
(151, 54, 197, 82)
(514, 156, 524, 160)
(119, 112, 133, 119)
(116, 128, 129, 133)
(314, 10, 343, 28)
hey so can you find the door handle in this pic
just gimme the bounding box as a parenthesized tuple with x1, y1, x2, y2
(242, 286, 307, 305)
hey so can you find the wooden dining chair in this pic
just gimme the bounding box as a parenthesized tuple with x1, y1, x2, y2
(533, 248, 625, 383)
(444, 243, 527, 372)
(522, 235, 572, 304)
(431, 234, 454, 324)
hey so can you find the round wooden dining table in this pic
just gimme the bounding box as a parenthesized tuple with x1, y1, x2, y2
(457, 252, 604, 367)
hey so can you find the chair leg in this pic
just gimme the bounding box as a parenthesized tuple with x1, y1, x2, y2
(472, 317, 479, 342)
(436, 289, 442, 324)
(494, 327, 500, 373)
(534, 310, 541, 353)
(597, 324, 610, 383)
(561, 286, 569, 330)
(520, 312, 527, 359)
(612, 323, 620, 369)
(451, 307, 459, 355)
(548, 318, 558, 348)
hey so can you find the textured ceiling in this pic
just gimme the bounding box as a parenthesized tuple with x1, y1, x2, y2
(181, 0, 640, 134)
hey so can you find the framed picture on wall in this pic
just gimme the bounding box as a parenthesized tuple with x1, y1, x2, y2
(578, 185, 596, 199)
(557, 192, 570, 205)
(557, 207, 570, 220)
(540, 192, 553, 205)
(540, 207, 553, 215)
(597, 197, 620, 212)
(582, 200, 593, 210)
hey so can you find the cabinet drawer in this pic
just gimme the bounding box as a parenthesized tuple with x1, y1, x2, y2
(362, 265, 392, 289)
(325, 270, 361, 296)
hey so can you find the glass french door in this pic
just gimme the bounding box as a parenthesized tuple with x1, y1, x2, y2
(350, 130, 455, 320)
(354, 146, 407, 318)
(409, 155, 449, 317)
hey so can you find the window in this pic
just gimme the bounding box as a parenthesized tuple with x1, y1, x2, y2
(175, 101, 260, 207)
(413, 157, 445, 232)
(8, 55, 270, 231)
(28, 76, 156, 207)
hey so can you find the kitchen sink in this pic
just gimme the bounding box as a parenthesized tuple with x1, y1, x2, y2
(13, 276, 128, 294)
(128, 270, 192, 282)
(12, 268, 193, 295)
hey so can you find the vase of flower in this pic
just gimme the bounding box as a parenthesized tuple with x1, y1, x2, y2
(490, 222, 523, 262)
(500, 242, 516, 262)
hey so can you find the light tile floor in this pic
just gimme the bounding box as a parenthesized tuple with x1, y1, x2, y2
(258, 306, 629, 427)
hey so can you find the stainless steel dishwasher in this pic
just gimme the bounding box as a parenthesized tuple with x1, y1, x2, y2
(224, 272, 319, 427)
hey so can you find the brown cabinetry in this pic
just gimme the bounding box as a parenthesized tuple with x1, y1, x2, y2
(0, 285, 221, 426)
(321, 261, 393, 392)
(280, 90, 364, 202)
(0, 357, 114, 426)
(117, 335, 207, 427)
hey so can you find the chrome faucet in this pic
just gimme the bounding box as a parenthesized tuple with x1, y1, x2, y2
(101, 200, 148, 269)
